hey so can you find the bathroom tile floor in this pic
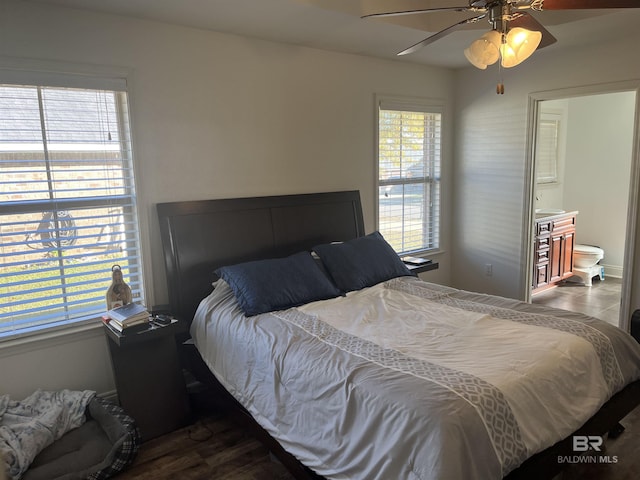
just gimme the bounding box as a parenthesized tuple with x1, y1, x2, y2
(532, 276, 622, 327)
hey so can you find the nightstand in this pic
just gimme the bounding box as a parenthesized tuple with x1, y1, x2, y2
(404, 260, 439, 275)
(104, 318, 192, 441)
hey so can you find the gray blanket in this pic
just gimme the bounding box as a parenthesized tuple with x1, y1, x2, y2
(0, 390, 95, 480)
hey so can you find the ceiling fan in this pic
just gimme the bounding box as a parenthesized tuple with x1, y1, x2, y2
(363, 0, 639, 92)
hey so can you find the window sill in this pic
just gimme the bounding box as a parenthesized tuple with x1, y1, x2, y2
(401, 249, 445, 258)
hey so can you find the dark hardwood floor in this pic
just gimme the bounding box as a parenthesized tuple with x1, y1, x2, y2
(114, 412, 294, 480)
(561, 403, 640, 480)
(114, 404, 640, 480)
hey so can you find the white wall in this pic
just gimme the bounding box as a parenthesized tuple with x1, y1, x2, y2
(0, 1, 453, 398)
(452, 33, 640, 302)
(0, 327, 116, 399)
(563, 93, 635, 273)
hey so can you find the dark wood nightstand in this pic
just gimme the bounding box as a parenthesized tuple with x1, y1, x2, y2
(104, 318, 192, 441)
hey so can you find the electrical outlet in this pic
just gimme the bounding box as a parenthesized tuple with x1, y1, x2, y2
(485, 264, 493, 276)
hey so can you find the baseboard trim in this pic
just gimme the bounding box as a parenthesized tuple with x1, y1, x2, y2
(601, 263, 623, 279)
(98, 390, 119, 404)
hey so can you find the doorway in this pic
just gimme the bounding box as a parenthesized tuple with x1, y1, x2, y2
(523, 82, 640, 330)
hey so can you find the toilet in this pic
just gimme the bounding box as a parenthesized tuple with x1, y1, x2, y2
(571, 244, 605, 286)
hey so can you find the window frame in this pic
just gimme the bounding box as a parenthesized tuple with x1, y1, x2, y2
(535, 110, 563, 185)
(375, 95, 443, 256)
(0, 66, 145, 341)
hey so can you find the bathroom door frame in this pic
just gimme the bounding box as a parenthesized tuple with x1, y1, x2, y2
(522, 80, 640, 331)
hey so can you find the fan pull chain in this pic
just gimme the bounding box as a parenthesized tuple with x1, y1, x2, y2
(496, 60, 504, 95)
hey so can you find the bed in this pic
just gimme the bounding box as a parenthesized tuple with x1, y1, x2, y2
(157, 190, 640, 480)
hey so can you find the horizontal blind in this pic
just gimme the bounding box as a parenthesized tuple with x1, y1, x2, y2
(536, 112, 560, 183)
(378, 103, 441, 254)
(0, 84, 143, 337)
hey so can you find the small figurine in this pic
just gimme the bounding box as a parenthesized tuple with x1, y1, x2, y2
(106, 264, 133, 310)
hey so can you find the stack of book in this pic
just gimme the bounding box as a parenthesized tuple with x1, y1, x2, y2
(104, 302, 150, 333)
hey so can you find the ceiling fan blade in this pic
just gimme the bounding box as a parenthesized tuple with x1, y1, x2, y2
(537, 0, 640, 10)
(362, 6, 476, 20)
(510, 12, 557, 48)
(398, 14, 487, 55)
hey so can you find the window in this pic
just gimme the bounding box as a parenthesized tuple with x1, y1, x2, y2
(536, 111, 561, 184)
(377, 98, 441, 254)
(0, 81, 143, 338)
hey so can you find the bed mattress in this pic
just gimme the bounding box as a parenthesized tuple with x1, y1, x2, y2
(190, 276, 640, 480)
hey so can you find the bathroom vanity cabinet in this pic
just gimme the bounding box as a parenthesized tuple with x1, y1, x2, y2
(533, 211, 577, 294)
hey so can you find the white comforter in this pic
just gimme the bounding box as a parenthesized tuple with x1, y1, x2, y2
(191, 277, 640, 480)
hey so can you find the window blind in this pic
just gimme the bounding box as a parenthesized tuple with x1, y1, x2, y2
(0, 83, 143, 337)
(536, 113, 561, 183)
(377, 101, 441, 254)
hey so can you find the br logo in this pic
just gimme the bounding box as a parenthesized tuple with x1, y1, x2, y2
(572, 435, 603, 452)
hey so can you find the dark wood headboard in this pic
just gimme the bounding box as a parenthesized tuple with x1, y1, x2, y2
(157, 190, 365, 323)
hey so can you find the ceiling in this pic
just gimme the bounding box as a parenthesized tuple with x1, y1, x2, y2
(26, 0, 640, 68)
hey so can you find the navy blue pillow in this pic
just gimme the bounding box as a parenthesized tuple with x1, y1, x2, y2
(215, 251, 342, 316)
(313, 231, 413, 292)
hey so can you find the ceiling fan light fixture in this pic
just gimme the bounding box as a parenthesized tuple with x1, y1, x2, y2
(464, 47, 488, 69)
(361, 0, 638, 90)
(500, 27, 542, 68)
(464, 30, 501, 69)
